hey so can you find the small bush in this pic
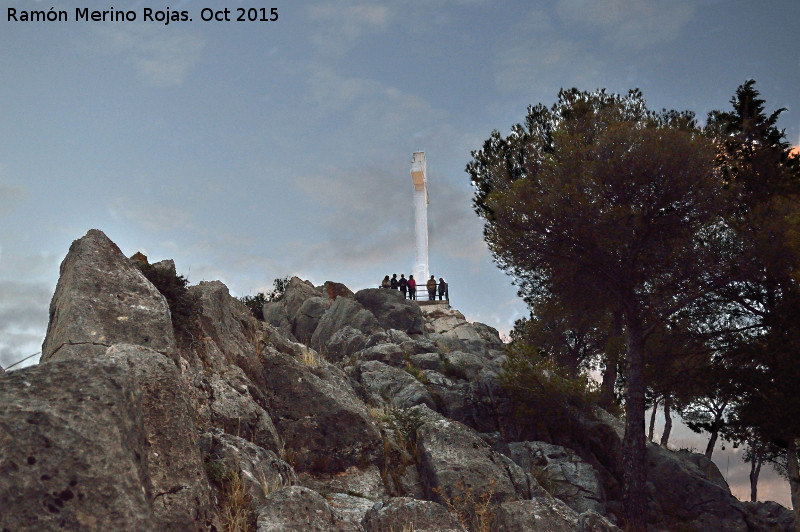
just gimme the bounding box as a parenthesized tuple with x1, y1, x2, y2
(500, 342, 600, 435)
(239, 276, 290, 320)
(433, 478, 497, 532)
(136, 262, 200, 347)
(404, 362, 429, 385)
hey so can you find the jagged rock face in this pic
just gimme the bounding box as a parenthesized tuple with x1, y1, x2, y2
(362, 497, 465, 531)
(104, 344, 217, 530)
(41, 229, 177, 363)
(259, 348, 382, 474)
(200, 429, 297, 510)
(0, 349, 216, 531)
(310, 296, 382, 350)
(354, 288, 425, 335)
(645, 443, 751, 531)
(509, 441, 607, 516)
(356, 360, 436, 409)
(207, 367, 281, 453)
(293, 296, 331, 344)
(416, 417, 532, 508)
(491, 499, 619, 532)
(256, 486, 350, 531)
(322, 281, 354, 300)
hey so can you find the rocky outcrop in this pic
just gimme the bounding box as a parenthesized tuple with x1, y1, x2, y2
(41, 229, 177, 363)
(9, 229, 794, 532)
(354, 288, 425, 335)
(362, 497, 465, 531)
(356, 360, 436, 409)
(258, 347, 382, 473)
(0, 349, 216, 531)
(256, 486, 349, 531)
(509, 441, 606, 515)
(491, 499, 618, 532)
(416, 417, 532, 507)
(310, 296, 382, 350)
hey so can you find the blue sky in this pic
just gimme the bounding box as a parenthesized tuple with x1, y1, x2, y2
(1, 0, 798, 506)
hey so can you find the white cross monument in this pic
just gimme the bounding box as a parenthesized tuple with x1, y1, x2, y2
(410, 151, 428, 283)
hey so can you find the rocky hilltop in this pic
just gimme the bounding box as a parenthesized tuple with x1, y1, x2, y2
(0, 229, 794, 531)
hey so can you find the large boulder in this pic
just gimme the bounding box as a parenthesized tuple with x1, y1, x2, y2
(354, 288, 425, 335)
(310, 296, 382, 351)
(0, 349, 217, 531)
(256, 486, 349, 531)
(491, 499, 618, 532)
(206, 367, 281, 453)
(416, 418, 532, 510)
(200, 429, 297, 510)
(356, 360, 435, 409)
(104, 345, 217, 530)
(293, 296, 331, 345)
(41, 229, 177, 363)
(259, 348, 382, 473)
(645, 444, 751, 531)
(362, 497, 464, 532)
(508, 441, 607, 515)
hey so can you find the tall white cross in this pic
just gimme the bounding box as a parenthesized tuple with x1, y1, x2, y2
(410, 151, 428, 283)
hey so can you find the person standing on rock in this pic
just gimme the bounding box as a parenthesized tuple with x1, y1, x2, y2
(408, 275, 417, 300)
(438, 277, 448, 300)
(399, 274, 408, 298)
(391, 274, 399, 290)
(427, 275, 437, 301)
(381, 275, 391, 288)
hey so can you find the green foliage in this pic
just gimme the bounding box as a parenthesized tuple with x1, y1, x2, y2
(136, 262, 200, 346)
(500, 341, 600, 435)
(403, 362, 429, 385)
(238, 276, 290, 320)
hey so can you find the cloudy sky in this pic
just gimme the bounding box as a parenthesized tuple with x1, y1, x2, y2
(2, 0, 798, 506)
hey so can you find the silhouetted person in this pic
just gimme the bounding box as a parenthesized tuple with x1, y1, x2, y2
(391, 273, 399, 290)
(408, 275, 416, 300)
(381, 275, 390, 288)
(438, 277, 447, 300)
(399, 274, 408, 298)
(427, 275, 436, 301)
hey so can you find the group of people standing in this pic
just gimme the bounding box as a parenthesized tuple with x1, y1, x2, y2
(381, 273, 448, 301)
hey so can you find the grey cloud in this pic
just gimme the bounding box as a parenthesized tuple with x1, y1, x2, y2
(0, 281, 50, 370)
(90, 26, 203, 87)
(555, 0, 696, 48)
(0, 180, 26, 217)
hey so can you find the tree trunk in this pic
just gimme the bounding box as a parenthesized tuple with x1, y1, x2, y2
(749, 452, 762, 502)
(600, 352, 618, 410)
(648, 396, 660, 443)
(705, 429, 719, 460)
(600, 311, 622, 411)
(622, 316, 648, 531)
(787, 440, 800, 532)
(660, 395, 672, 447)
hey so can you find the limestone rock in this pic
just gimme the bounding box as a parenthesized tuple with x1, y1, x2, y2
(256, 486, 348, 531)
(356, 360, 435, 409)
(491, 499, 619, 532)
(104, 345, 217, 531)
(1, 349, 218, 531)
(323, 281, 355, 301)
(354, 288, 425, 335)
(362, 497, 465, 532)
(509, 441, 606, 515)
(41, 229, 177, 363)
(259, 348, 382, 473)
(416, 418, 531, 509)
(0, 356, 156, 531)
(207, 367, 281, 453)
(200, 429, 297, 510)
(293, 296, 332, 344)
(310, 296, 382, 351)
